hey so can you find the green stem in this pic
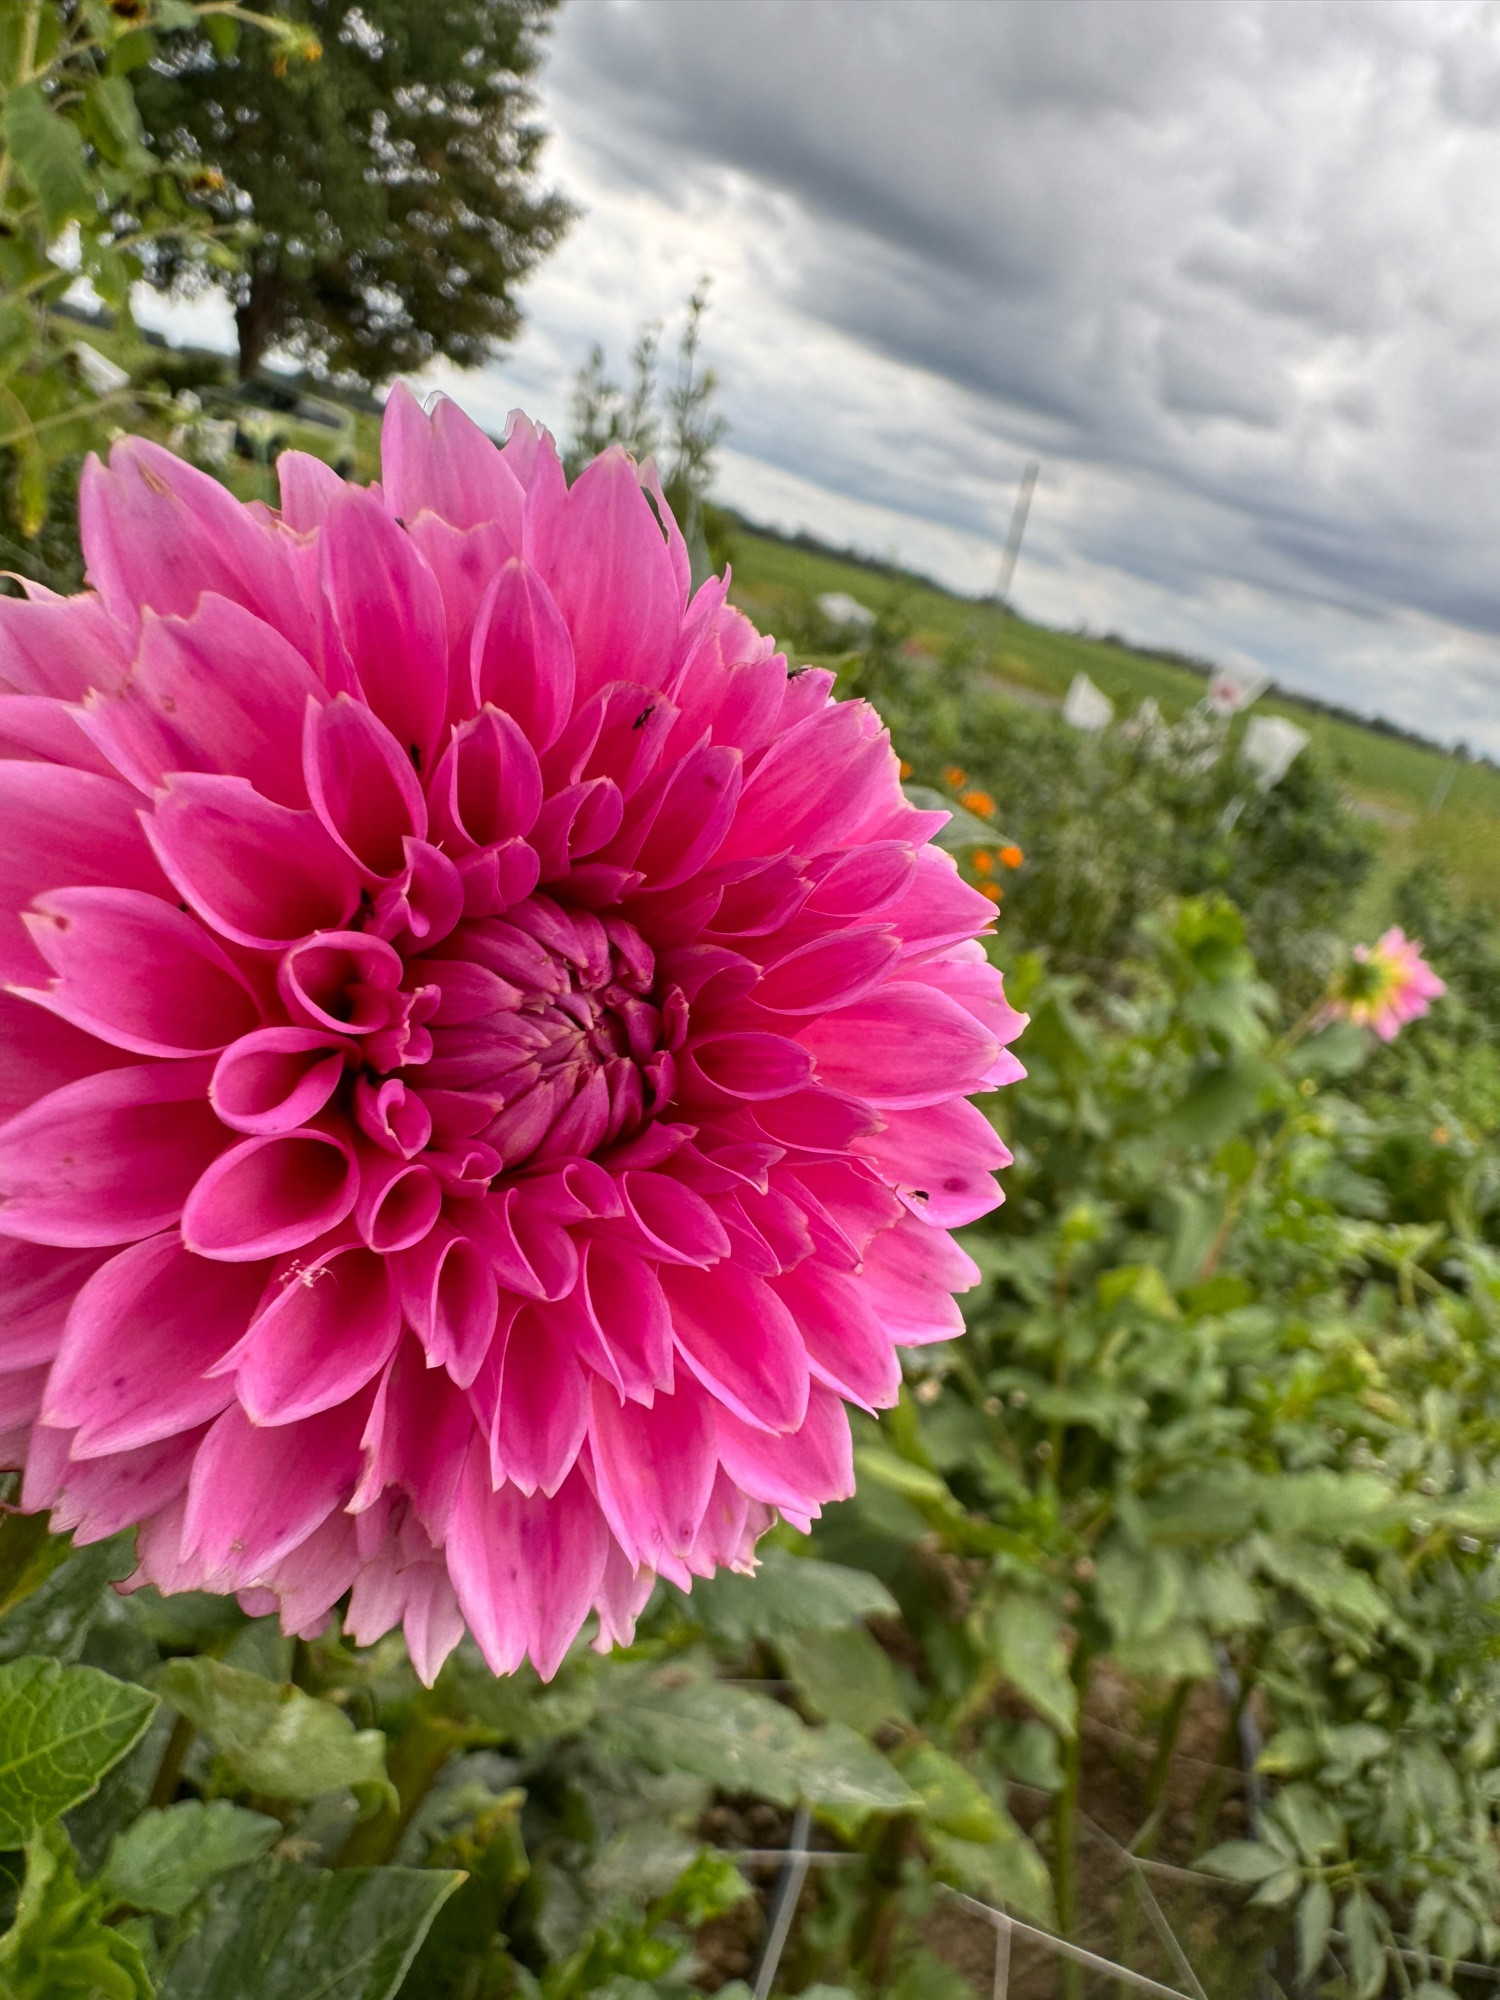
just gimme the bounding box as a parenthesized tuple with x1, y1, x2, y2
(1115, 1681, 1192, 1997)
(1054, 1650, 1093, 2000)
(333, 1713, 477, 1868)
(149, 1713, 195, 1810)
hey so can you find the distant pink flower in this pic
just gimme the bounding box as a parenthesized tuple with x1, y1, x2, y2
(0, 390, 1023, 1681)
(1327, 926, 1446, 1043)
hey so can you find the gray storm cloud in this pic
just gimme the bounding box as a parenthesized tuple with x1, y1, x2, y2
(439, 0, 1500, 751)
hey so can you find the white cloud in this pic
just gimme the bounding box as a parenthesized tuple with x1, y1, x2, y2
(148, 0, 1500, 754)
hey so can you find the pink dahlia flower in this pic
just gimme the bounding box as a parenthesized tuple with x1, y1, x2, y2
(1327, 926, 1446, 1043)
(0, 390, 1024, 1681)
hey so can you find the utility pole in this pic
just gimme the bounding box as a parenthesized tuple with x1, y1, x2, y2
(995, 458, 1039, 607)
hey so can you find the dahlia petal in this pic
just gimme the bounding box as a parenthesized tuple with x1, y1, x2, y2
(45, 1234, 262, 1453)
(470, 559, 575, 752)
(381, 384, 524, 537)
(798, 986, 999, 1109)
(587, 1375, 717, 1572)
(303, 693, 427, 878)
(545, 451, 684, 703)
(232, 1243, 401, 1424)
(428, 706, 542, 850)
(754, 930, 902, 1014)
(211, 1027, 352, 1136)
(398, 1564, 466, 1686)
(663, 1262, 809, 1434)
(858, 1211, 980, 1343)
(353, 1333, 474, 1538)
(592, 1536, 655, 1652)
(371, 837, 468, 951)
(40, 1427, 202, 1544)
(884, 846, 1000, 955)
(354, 1151, 442, 1254)
(623, 743, 743, 890)
(853, 1096, 1009, 1226)
(491, 1305, 589, 1496)
(713, 1381, 855, 1523)
(575, 1242, 673, 1402)
(277, 931, 404, 1038)
(276, 450, 346, 532)
(81, 439, 304, 647)
(805, 841, 918, 917)
(0, 694, 116, 775)
(182, 1393, 370, 1584)
(259, 1510, 361, 1638)
(449, 1443, 609, 1678)
(687, 1031, 814, 1100)
(0, 1241, 109, 1369)
(618, 1170, 731, 1265)
(773, 1261, 901, 1411)
(180, 1127, 357, 1262)
(18, 886, 260, 1056)
(0, 589, 129, 700)
(146, 774, 361, 949)
(95, 598, 324, 806)
(319, 487, 448, 772)
(0, 762, 167, 982)
(0, 1060, 222, 1247)
(392, 1220, 499, 1385)
(0, 989, 137, 1123)
(0, 1365, 47, 1432)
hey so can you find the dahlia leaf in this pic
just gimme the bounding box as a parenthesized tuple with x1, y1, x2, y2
(0, 1656, 157, 1845)
(600, 1672, 917, 1814)
(157, 1860, 463, 2000)
(775, 1626, 909, 1734)
(683, 1547, 897, 1643)
(98, 1800, 281, 1917)
(155, 1658, 390, 1804)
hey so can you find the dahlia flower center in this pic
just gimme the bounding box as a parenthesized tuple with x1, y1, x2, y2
(409, 900, 684, 1172)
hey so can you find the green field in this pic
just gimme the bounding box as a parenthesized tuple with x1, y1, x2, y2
(723, 522, 1500, 909)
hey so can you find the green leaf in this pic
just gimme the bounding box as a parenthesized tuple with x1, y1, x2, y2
(686, 1549, 897, 1642)
(1297, 1878, 1333, 1982)
(598, 1671, 916, 1813)
(158, 1860, 463, 2000)
(852, 1445, 953, 1506)
(100, 1800, 281, 1917)
(895, 1743, 1004, 1844)
(1160, 1055, 1273, 1148)
(1093, 1545, 1182, 1645)
(0, 298, 34, 382)
(984, 1595, 1077, 1737)
(0, 1532, 135, 1664)
(1344, 1887, 1385, 2000)
(777, 1626, 908, 1734)
(0, 1822, 152, 2000)
(0, 1656, 156, 1845)
(926, 1827, 1053, 1926)
(3, 84, 94, 231)
(156, 1657, 389, 1802)
(84, 76, 148, 169)
(1198, 1840, 1294, 1884)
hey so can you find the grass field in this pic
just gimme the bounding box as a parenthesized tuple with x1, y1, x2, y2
(723, 522, 1500, 911)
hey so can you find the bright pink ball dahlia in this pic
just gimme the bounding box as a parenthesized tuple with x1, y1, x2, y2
(0, 389, 1024, 1681)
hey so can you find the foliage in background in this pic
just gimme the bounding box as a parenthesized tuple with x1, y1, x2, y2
(134, 0, 572, 382)
(0, 0, 318, 551)
(567, 281, 728, 585)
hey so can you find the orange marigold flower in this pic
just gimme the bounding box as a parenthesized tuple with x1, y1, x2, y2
(1432, 1126, 1450, 1146)
(959, 789, 996, 818)
(898, 758, 912, 779)
(943, 765, 967, 789)
(972, 851, 995, 876)
(979, 882, 1003, 903)
(999, 844, 1024, 869)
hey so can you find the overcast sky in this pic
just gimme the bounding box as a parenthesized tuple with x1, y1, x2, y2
(149, 0, 1500, 754)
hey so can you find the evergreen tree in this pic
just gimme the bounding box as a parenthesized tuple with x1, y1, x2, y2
(135, 0, 572, 384)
